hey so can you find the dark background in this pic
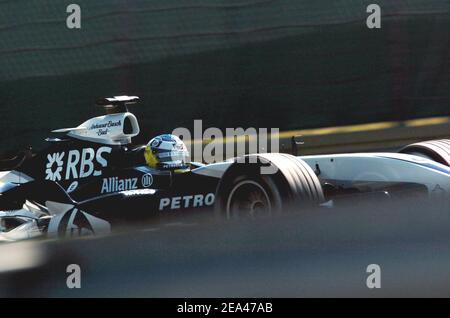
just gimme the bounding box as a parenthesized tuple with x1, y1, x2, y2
(0, 0, 449, 153)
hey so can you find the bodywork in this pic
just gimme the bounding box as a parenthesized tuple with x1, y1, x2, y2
(1, 97, 449, 241)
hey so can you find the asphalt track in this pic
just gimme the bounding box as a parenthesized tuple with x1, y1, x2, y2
(1, 198, 450, 297)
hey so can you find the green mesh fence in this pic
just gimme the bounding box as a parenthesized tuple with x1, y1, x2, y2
(0, 0, 449, 152)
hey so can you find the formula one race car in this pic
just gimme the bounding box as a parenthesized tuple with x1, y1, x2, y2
(1, 96, 449, 242)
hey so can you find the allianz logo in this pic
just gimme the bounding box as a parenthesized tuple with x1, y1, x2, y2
(101, 174, 153, 194)
(101, 177, 138, 194)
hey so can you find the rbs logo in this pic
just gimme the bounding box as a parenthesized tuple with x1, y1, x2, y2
(45, 147, 112, 181)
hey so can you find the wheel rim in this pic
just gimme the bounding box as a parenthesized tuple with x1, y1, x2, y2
(226, 180, 271, 219)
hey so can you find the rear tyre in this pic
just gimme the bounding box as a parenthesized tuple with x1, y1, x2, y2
(214, 153, 324, 219)
(400, 139, 450, 166)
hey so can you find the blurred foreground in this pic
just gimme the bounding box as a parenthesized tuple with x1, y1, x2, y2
(1, 197, 450, 297)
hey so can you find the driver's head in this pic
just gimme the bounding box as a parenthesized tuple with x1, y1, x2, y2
(144, 134, 190, 170)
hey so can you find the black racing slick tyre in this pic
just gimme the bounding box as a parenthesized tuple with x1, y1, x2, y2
(214, 153, 324, 219)
(400, 139, 450, 167)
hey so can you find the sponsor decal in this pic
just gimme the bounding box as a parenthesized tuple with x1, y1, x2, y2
(141, 173, 153, 188)
(67, 181, 79, 193)
(89, 120, 122, 136)
(150, 139, 162, 148)
(45, 152, 65, 181)
(47, 203, 111, 238)
(158, 151, 186, 159)
(45, 147, 112, 181)
(89, 120, 122, 130)
(159, 193, 215, 211)
(101, 177, 138, 194)
(122, 189, 156, 196)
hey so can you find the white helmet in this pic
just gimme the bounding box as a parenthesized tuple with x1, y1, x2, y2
(144, 134, 190, 170)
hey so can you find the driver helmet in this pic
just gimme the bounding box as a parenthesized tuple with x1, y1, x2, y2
(144, 134, 190, 170)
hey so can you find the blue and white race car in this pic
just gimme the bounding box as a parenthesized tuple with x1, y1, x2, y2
(1, 96, 449, 241)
